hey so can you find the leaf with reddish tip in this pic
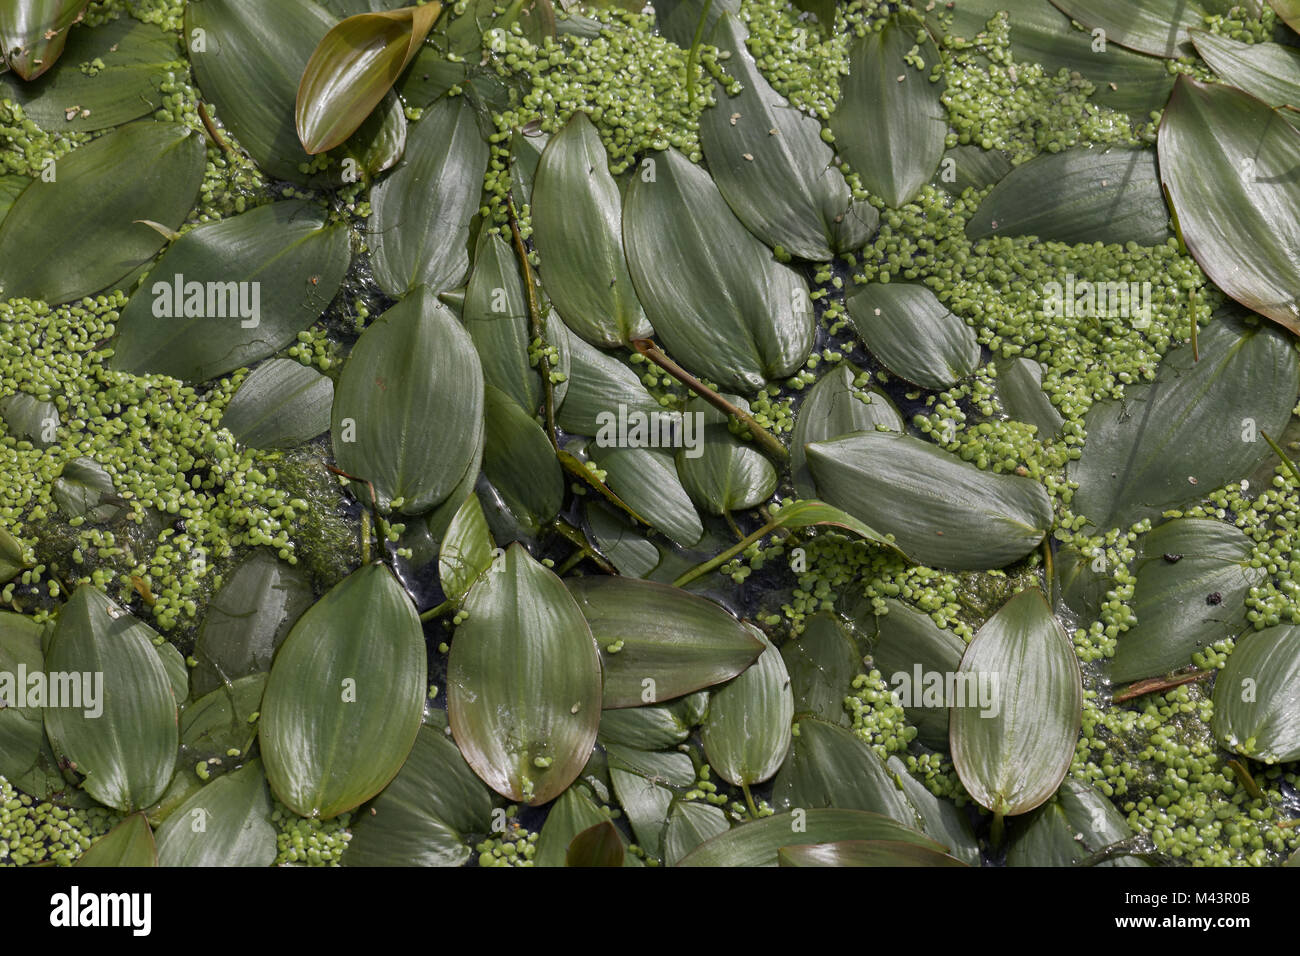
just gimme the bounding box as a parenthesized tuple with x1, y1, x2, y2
(0, 0, 91, 80)
(296, 4, 442, 155)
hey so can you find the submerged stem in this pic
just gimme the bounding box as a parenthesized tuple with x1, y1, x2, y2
(632, 338, 788, 463)
(506, 192, 558, 450)
(685, 0, 714, 108)
(672, 517, 779, 588)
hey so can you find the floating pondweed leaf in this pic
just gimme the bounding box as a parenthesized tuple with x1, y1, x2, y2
(52, 458, 123, 524)
(555, 324, 669, 437)
(597, 700, 693, 750)
(369, 95, 488, 297)
(994, 358, 1064, 442)
(790, 364, 901, 498)
(566, 819, 625, 867)
(0, 612, 46, 784)
(438, 493, 496, 606)
(0, 527, 23, 584)
(869, 600, 966, 749)
(191, 551, 313, 699)
(536, 784, 632, 867)
(180, 674, 266, 767)
(780, 613, 860, 727)
(585, 502, 662, 578)
(1007, 779, 1147, 867)
(773, 717, 918, 826)
(1055, 544, 1110, 621)
(657, 0, 738, 48)
(112, 200, 349, 383)
(345, 726, 493, 866)
(885, 755, 980, 866)
(154, 759, 276, 867)
(807, 431, 1053, 570)
(260, 564, 425, 820)
(623, 147, 814, 392)
(332, 287, 485, 514)
(463, 228, 539, 413)
(934, 0, 1174, 115)
(74, 813, 156, 867)
(1112, 519, 1265, 683)
(1069, 315, 1299, 530)
(0, 17, 176, 132)
(221, 360, 334, 450)
(700, 626, 792, 788)
(845, 282, 981, 390)
(677, 808, 943, 866)
(337, 88, 408, 178)
(1273, 0, 1300, 34)
(778, 840, 968, 867)
(607, 745, 694, 855)
(934, 145, 1012, 195)
(1159, 77, 1300, 335)
(829, 11, 946, 209)
(949, 589, 1082, 818)
(1048, 0, 1226, 58)
(508, 126, 549, 210)
(1, 393, 57, 449)
(966, 147, 1169, 246)
(187, 0, 401, 184)
(448, 543, 602, 805)
(593, 445, 703, 548)
(532, 113, 651, 346)
(482, 384, 563, 534)
(566, 576, 763, 708)
(700, 14, 875, 260)
(44, 585, 177, 812)
(0, 120, 202, 305)
(1212, 624, 1300, 763)
(663, 799, 730, 865)
(155, 642, 189, 706)
(1190, 32, 1300, 111)
(676, 397, 777, 516)
(296, 4, 440, 154)
(0, 0, 90, 79)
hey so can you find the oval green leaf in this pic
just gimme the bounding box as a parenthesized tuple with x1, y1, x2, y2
(1212, 624, 1300, 764)
(700, 626, 793, 787)
(829, 12, 946, 208)
(344, 725, 493, 866)
(807, 431, 1053, 569)
(112, 201, 350, 383)
(259, 563, 426, 819)
(846, 282, 981, 390)
(676, 807, 943, 866)
(154, 759, 276, 867)
(532, 112, 651, 346)
(0, 120, 203, 305)
(191, 550, 314, 699)
(447, 543, 602, 804)
(949, 589, 1083, 817)
(369, 94, 488, 297)
(623, 147, 814, 393)
(44, 585, 178, 812)
(1112, 518, 1266, 683)
(565, 576, 764, 708)
(1159, 76, 1300, 335)
(1069, 314, 1299, 530)
(331, 286, 485, 514)
(966, 146, 1169, 246)
(220, 360, 335, 449)
(700, 14, 876, 259)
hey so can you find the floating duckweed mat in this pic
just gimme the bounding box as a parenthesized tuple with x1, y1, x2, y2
(1, 0, 1300, 869)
